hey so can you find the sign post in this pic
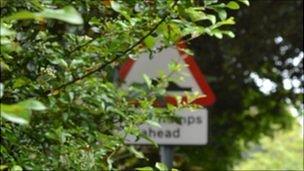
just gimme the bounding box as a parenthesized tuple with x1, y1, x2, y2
(160, 145, 174, 169)
(119, 41, 215, 168)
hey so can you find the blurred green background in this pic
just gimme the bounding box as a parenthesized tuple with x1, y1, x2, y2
(234, 122, 303, 170)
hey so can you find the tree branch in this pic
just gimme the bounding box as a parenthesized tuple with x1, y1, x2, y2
(68, 37, 97, 55)
(43, 1, 178, 96)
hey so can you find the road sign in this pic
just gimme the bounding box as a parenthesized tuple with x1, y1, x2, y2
(119, 41, 215, 145)
(119, 41, 215, 106)
(125, 109, 208, 145)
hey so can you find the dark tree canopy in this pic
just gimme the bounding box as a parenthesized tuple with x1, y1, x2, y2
(178, 0, 303, 170)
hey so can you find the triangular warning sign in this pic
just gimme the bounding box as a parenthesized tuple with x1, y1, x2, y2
(119, 41, 215, 106)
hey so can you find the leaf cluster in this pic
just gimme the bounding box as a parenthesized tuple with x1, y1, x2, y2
(0, 0, 244, 170)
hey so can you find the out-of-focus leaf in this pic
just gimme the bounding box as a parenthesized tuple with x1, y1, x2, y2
(185, 7, 205, 22)
(13, 77, 31, 88)
(135, 167, 153, 171)
(141, 133, 158, 147)
(3, 11, 36, 21)
(4, 6, 83, 24)
(146, 120, 161, 128)
(223, 31, 235, 38)
(51, 58, 68, 69)
(110, 1, 121, 12)
(180, 48, 194, 56)
(0, 83, 3, 98)
(204, 0, 219, 6)
(214, 31, 223, 39)
(0, 165, 8, 170)
(70, 59, 84, 68)
(143, 74, 152, 88)
(204, 14, 216, 25)
(0, 25, 15, 36)
(155, 162, 168, 171)
(212, 17, 235, 29)
(11, 165, 22, 171)
(1, 99, 46, 124)
(226, 1, 240, 10)
(110, 1, 130, 20)
(128, 146, 145, 159)
(218, 9, 227, 20)
(40, 6, 83, 24)
(144, 36, 155, 49)
(20, 99, 47, 111)
(1, 103, 31, 125)
(238, 0, 250, 6)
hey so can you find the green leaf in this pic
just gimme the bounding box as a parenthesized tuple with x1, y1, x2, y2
(141, 133, 158, 147)
(146, 120, 161, 128)
(205, 14, 216, 25)
(238, 0, 250, 6)
(70, 59, 84, 68)
(0, 25, 15, 36)
(0, 83, 3, 98)
(0, 165, 8, 170)
(30, 0, 43, 10)
(144, 36, 156, 49)
(211, 17, 235, 30)
(110, 1, 131, 21)
(180, 48, 194, 56)
(1, 103, 31, 125)
(13, 77, 31, 88)
(110, 1, 121, 12)
(40, 6, 83, 24)
(11, 165, 22, 171)
(4, 11, 36, 21)
(185, 7, 205, 22)
(143, 74, 152, 88)
(155, 162, 168, 171)
(1, 99, 46, 124)
(212, 29, 223, 39)
(4, 6, 83, 25)
(168, 62, 180, 72)
(135, 167, 153, 171)
(128, 146, 145, 159)
(215, 32, 223, 39)
(204, 0, 219, 6)
(224, 31, 235, 38)
(20, 99, 47, 111)
(51, 58, 68, 69)
(218, 9, 227, 20)
(222, 17, 236, 25)
(226, 1, 240, 10)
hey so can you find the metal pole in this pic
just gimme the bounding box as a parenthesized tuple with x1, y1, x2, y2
(159, 145, 174, 169)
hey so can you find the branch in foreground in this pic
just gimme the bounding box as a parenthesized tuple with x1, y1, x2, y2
(69, 38, 97, 55)
(43, 5, 176, 96)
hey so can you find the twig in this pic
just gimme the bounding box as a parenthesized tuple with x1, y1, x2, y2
(68, 37, 97, 55)
(43, 1, 178, 96)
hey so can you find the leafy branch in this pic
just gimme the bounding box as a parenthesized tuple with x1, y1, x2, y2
(43, 1, 178, 96)
(68, 37, 98, 55)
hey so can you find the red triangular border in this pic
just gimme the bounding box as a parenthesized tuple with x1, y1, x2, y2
(119, 41, 216, 106)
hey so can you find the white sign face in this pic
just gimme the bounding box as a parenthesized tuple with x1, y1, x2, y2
(124, 46, 203, 96)
(125, 109, 208, 145)
(120, 44, 214, 145)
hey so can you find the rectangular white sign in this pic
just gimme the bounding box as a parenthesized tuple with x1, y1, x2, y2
(125, 109, 208, 145)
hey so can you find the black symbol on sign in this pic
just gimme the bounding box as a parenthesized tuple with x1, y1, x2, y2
(152, 79, 192, 92)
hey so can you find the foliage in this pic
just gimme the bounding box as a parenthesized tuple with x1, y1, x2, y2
(116, 1, 303, 170)
(0, 0, 244, 170)
(234, 124, 303, 170)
